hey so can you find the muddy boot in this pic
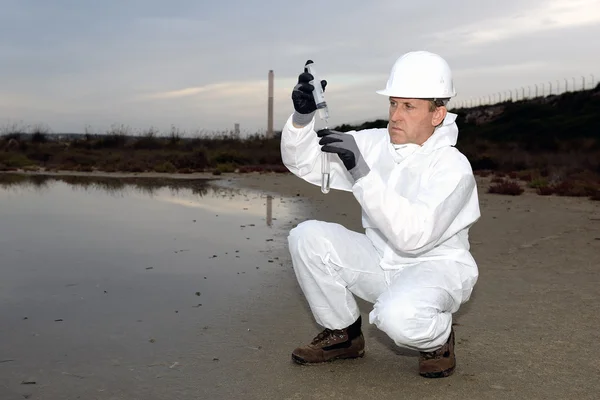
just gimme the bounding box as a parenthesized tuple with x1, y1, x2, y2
(292, 316, 365, 365)
(419, 327, 456, 378)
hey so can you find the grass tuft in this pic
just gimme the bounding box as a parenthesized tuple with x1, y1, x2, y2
(488, 179, 525, 196)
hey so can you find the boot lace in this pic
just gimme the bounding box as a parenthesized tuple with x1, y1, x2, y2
(311, 328, 346, 346)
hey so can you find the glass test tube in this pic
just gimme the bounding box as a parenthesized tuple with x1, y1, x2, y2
(306, 62, 331, 194)
(321, 124, 331, 194)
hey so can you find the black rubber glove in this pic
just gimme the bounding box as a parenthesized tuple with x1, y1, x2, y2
(291, 60, 327, 126)
(318, 129, 370, 182)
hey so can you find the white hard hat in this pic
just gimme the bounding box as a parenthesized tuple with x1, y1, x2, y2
(376, 51, 456, 99)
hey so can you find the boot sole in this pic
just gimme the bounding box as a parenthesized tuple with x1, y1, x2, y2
(419, 365, 455, 378)
(291, 350, 365, 365)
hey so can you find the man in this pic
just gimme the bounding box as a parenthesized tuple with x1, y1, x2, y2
(279, 50, 480, 378)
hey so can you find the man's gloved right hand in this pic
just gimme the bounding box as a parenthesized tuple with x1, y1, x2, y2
(292, 60, 327, 127)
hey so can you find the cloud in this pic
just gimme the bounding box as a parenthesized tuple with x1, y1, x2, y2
(138, 81, 266, 101)
(1, 0, 599, 133)
(150, 193, 273, 218)
(453, 61, 547, 77)
(430, 0, 600, 47)
(139, 71, 386, 101)
(125, 72, 390, 132)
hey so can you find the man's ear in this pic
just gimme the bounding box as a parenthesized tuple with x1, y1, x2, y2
(431, 106, 447, 127)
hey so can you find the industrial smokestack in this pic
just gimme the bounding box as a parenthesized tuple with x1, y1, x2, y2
(267, 70, 274, 138)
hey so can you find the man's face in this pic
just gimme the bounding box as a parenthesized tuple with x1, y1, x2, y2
(387, 97, 447, 145)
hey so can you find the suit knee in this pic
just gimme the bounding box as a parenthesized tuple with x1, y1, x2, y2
(288, 220, 327, 251)
(289, 220, 325, 240)
(370, 296, 447, 350)
(288, 220, 332, 264)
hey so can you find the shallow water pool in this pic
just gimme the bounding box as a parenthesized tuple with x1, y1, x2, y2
(0, 173, 299, 399)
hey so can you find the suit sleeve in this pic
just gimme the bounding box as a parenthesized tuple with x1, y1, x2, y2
(352, 162, 478, 254)
(280, 113, 374, 192)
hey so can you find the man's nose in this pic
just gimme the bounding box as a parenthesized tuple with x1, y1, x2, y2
(390, 107, 403, 122)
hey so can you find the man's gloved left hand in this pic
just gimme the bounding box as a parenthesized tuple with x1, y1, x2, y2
(317, 129, 370, 182)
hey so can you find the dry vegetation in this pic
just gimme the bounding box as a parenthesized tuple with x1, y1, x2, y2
(2, 84, 599, 201)
(0, 125, 287, 175)
(478, 169, 600, 200)
(455, 85, 600, 201)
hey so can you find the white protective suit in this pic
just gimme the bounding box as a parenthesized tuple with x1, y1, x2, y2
(281, 111, 481, 352)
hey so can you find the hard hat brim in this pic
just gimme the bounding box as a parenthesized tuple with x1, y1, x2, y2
(376, 89, 456, 98)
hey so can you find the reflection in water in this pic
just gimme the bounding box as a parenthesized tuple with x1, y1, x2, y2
(0, 173, 267, 207)
(0, 173, 217, 198)
(267, 195, 273, 227)
(0, 173, 286, 226)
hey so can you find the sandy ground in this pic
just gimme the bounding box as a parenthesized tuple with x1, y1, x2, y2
(2, 170, 600, 399)
(223, 172, 600, 400)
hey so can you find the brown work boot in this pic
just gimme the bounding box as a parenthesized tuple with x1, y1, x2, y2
(419, 327, 456, 378)
(292, 316, 365, 365)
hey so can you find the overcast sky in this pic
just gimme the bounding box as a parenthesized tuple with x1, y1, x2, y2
(1, 0, 599, 136)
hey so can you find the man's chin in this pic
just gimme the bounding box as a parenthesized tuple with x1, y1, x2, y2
(389, 131, 408, 145)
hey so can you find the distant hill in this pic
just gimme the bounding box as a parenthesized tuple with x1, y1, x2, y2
(332, 84, 600, 175)
(455, 84, 600, 151)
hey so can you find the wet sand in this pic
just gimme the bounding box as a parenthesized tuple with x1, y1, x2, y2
(2, 170, 600, 399)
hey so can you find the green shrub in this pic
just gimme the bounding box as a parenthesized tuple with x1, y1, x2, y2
(119, 160, 146, 173)
(168, 149, 208, 170)
(53, 153, 96, 167)
(216, 163, 236, 173)
(528, 178, 549, 189)
(211, 150, 251, 165)
(133, 129, 162, 150)
(0, 153, 34, 168)
(154, 161, 177, 173)
(95, 132, 128, 148)
(77, 165, 94, 172)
